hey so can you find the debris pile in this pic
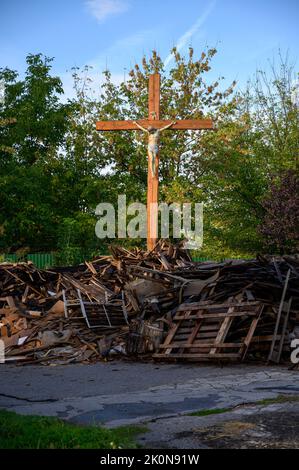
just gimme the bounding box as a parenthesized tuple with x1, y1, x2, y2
(0, 241, 298, 365)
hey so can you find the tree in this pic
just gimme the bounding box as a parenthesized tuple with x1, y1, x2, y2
(0, 54, 70, 165)
(193, 54, 299, 257)
(0, 118, 16, 154)
(258, 170, 299, 254)
(246, 53, 299, 174)
(0, 54, 71, 251)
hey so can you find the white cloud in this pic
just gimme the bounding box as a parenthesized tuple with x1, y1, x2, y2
(86, 0, 129, 23)
(164, 1, 216, 67)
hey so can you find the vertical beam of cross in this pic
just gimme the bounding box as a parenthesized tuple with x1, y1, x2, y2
(147, 73, 160, 251)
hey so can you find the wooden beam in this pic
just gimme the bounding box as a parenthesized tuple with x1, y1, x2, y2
(96, 119, 214, 131)
(147, 74, 160, 251)
(148, 73, 160, 120)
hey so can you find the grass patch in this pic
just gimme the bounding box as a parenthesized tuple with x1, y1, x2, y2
(188, 395, 299, 418)
(0, 409, 147, 449)
(188, 407, 231, 417)
(255, 395, 299, 406)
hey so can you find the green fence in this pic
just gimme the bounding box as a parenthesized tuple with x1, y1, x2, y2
(2, 252, 250, 269)
(2, 252, 210, 269)
(2, 252, 55, 269)
(2, 253, 17, 263)
(2, 250, 101, 268)
(191, 256, 210, 262)
(28, 253, 55, 269)
(192, 255, 251, 263)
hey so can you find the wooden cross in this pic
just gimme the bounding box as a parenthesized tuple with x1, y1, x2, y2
(96, 73, 214, 251)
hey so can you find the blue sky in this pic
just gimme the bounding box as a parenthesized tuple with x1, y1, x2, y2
(0, 0, 298, 97)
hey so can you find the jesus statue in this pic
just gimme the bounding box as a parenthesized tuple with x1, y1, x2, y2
(133, 120, 176, 177)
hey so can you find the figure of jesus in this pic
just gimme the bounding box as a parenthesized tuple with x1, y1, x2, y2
(133, 121, 176, 177)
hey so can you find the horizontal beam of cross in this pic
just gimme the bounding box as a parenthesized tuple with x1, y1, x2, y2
(96, 119, 214, 131)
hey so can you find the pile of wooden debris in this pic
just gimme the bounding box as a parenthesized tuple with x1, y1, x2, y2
(0, 241, 298, 365)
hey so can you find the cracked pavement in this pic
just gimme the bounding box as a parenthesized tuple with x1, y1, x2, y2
(0, 362, 298, 432)
(138, 400, 299, 448)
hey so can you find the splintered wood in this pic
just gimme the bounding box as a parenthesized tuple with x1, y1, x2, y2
(0, 241, 298, 365)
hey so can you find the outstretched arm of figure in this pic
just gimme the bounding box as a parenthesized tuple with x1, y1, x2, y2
(160, 121, 177, 132)
(133, 121, 149, 133)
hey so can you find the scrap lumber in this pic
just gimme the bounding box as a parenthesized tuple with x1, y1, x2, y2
(0, 242, 298, 365)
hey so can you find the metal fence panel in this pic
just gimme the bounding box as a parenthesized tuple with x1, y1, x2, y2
(27, 253, 54, 269)
(2, 252, 54, 269)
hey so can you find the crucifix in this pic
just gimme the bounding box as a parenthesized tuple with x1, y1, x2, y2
(96, 73, 214, 251)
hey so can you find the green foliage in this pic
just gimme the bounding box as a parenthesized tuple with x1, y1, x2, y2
(0, 54, 70, 165)
(55, 215, 106, 265)
(191, 54, 299, 257)
(0, 409, 146, 449)
(0, 49, 297, 259)
(0, 54, 71, 251)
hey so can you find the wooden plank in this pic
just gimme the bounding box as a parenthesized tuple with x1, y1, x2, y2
(159, 342, 243, 349)
(176, 324, 221, 333)
(96, 119, 214, 131)
(210, 313, 234, 355)
(165, 332, 217, 341)
(186, 319, 202, 346)
(154, 353, 240, 359)
(179, 316, 222, 323)
(161, 310, 192, 355)
(174, 311, 257, 320)
(240, 304, 264, 360)
(177, 301, 261, 312)
(276, 297, 292, 362)
(147, 148, 158, 251)
(175, 316, 201, 356)
(161, 320, 182, 347)
(268, 269, 291, 363)
(147, 74, 160, 251)
(148, 73, 160, 120)
(6, 296, 17, 308)
(196, 332, 220, 338)
(250, 335, 281, 343)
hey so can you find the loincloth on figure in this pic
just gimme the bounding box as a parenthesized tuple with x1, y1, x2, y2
(148, 143, 159, 155)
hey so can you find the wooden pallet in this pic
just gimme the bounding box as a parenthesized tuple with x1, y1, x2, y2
(154, 301, 264, 362)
